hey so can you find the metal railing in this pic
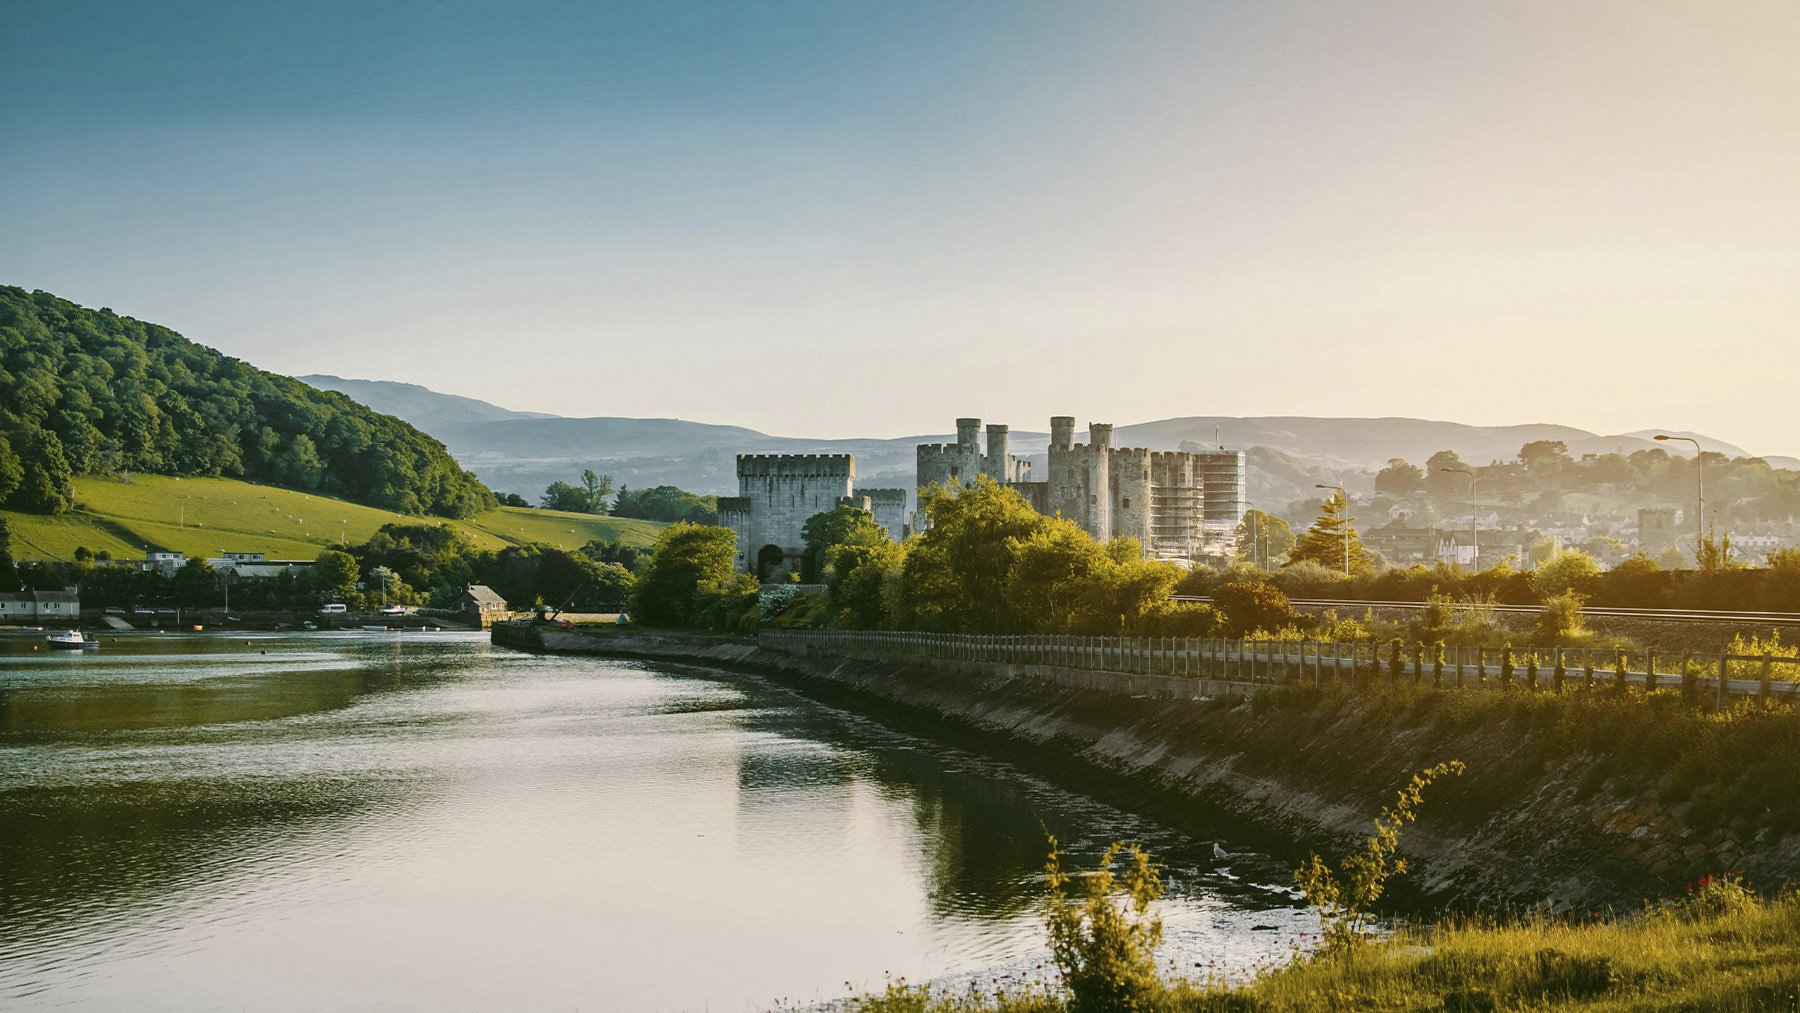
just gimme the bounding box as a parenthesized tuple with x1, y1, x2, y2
(757, 630, 1800, 706)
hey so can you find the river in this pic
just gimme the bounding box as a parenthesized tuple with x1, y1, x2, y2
(0, 631, 1314, 1010)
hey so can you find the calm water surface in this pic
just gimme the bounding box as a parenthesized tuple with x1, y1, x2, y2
(0, 631, 1313, 1011)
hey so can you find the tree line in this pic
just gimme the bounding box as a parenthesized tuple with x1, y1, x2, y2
(499, 470, 719, 525)
(0, 287, 495, 517)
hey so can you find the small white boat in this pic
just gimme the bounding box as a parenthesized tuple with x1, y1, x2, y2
(47, 630, 100, 650)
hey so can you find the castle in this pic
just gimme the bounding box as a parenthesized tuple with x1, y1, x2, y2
(916, 417, 1246, 560)
(718, 416, 1247, 576)
(717, 455, 906, 577)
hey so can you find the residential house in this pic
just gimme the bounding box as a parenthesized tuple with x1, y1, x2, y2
(0, 590, 81, 623)
(457, 585, 510, 626)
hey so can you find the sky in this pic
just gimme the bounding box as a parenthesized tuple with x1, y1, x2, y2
(4, 1, 1799, 451)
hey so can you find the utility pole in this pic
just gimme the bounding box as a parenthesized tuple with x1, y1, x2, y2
(1315, 484, 1349, 576)
(1654, 435, 1705, 563)
(1441, 467, 1477, 568)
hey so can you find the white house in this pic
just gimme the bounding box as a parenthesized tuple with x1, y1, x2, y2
(0, 590, 81, 622)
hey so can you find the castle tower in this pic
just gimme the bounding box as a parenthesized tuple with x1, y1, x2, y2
(1050, 416, 1075, 451)
(982, 424, 1009, 482)
(730, 454, 856, 576)
(956, 418, 981, 454)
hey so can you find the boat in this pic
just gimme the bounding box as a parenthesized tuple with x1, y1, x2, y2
(46, 630, 100, 650)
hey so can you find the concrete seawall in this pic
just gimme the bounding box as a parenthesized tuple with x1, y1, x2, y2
(490, 623, 1784, 913)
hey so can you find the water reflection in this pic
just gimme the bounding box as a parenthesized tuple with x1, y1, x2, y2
(0, 633, 1312, 1010)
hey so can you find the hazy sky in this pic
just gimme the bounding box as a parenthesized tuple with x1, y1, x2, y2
(4, 1, 1798, 450)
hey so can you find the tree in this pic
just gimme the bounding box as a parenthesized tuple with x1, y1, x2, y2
(538, 472, 617, 514)
(632, 522, 741, 627)
(1424, 450, 1467, 495)
(1234, 509, 1295, 569)
(496, 492, 531, 507)
(0, 516, 16, 590)
(312, 548, 360, 599)
(1529, 548, 1600, 598)
(11, 429, 74, 513)
(1284, 490, 1374, 577)
(610, 485, 718, 524)
(171, 558, 218, 607)
(1374, 458, 1425, 497)
(0, 433, 23, 505)
(898, 478, 1050, 632)
(825, 539, 905, 629)
(581, 469, 614, 512)
(800, 504, 889, 582)
(1005, 519, 1111, 632)
(1519, 440, 1571, 476)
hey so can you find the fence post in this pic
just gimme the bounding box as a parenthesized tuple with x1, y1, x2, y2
(1680, 649, 1695, 702)
(1716, 653, 1728, 710)
(1761, 654, 1773, 704)
(1645, 649, 1658, 692)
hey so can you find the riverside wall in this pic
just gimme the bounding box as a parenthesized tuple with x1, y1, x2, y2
(491, 623, 1795, 914)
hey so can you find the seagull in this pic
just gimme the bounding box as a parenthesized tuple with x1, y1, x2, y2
(1212, 843, 1229, 860)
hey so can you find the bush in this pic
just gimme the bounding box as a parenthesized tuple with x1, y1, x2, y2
(1042, 838, 1166, 1012)
(1535, 589, 1587, 641)
(1210, 579, 1303, 637)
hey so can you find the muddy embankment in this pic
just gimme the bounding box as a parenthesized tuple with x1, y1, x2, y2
(493, 624, 1796, 915)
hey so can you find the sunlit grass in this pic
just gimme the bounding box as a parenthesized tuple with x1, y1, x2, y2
(850, 886, 1800, 1011)
(1, 475, 665, 560)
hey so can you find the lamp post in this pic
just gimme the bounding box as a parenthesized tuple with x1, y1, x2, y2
(1315, 483, 1349, 576)
(1654, 435, 1704, 562)
(1440, 467, 1476, 568)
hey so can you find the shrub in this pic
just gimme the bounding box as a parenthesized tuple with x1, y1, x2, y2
(1211, 579, 1303, 637)
(1042, 838, 1165, 1012)
(1535, 589, 1588, 641)
(1294, 760, 1466, 950)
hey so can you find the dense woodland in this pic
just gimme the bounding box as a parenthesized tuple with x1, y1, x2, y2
(0, 287, 494, 517)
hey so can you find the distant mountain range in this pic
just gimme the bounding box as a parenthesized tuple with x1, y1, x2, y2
(302, 374, 1800, 509)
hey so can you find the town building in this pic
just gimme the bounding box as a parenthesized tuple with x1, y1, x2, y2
(717, 455, 908, 577)
(1638, 507, 1680, 553)
(0, 590, 81, 623)
(916, 416, 1248, 560)
(205, 551, 314, 583)
(457, 585, 510, 626)
(1363, 521, 1456, 566)
(141, 551, 187, 578)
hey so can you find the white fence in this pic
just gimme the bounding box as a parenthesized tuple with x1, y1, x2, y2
(758, 630, 1800, 707)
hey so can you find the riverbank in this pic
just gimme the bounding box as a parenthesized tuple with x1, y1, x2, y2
(849, 876, 1800, 1011)
(493, 624, 1800, 915)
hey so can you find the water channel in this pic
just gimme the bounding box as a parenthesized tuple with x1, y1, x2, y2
(0, 631, 1315, 1010)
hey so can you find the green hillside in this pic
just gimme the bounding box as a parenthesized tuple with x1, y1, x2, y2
(1, 475, 663, 562)
(0, 286, 494, 518)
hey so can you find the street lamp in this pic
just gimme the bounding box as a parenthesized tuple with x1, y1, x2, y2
(1654, 435, 1705, 562)
(1440, 467, 1476, 568)
(1314, 483, 1349, 576)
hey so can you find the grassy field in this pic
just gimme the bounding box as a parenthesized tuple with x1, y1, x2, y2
(846, 878, 1800, 1011)
(1, 475, 665, 561)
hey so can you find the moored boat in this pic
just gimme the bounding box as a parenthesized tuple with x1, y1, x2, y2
(46, 630, 100, 649)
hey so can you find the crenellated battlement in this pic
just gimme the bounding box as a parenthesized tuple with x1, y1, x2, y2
(737, 453, 855, 479)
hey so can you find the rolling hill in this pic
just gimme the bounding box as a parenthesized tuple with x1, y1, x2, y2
(0, 287, 494, 519)
(303, 374, 1797, 507)
(1, 475, 663, 562)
